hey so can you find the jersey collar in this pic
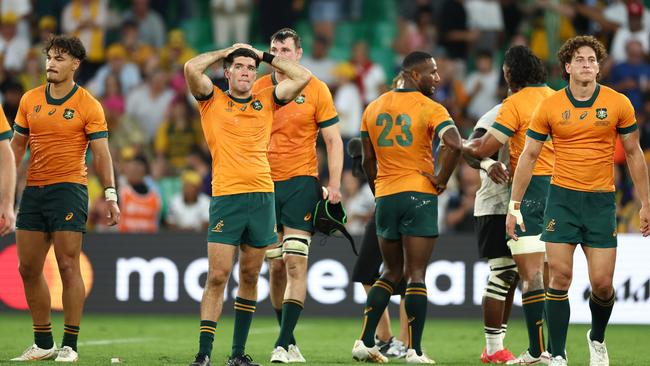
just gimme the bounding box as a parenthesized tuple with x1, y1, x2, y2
(226, 90, 252, 104)
(393, 88, 418, 92)
(46, 83, 79, 105)
(565, 83, 600, 108)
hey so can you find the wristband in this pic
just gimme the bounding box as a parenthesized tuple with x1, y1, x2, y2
(262, 52, 276, 64)
(105, 187, 118, 202)
(508, 200, 523, 225)
(479, 158, 497, 171)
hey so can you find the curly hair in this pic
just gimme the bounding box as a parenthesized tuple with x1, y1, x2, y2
(557, 35, 608, 81)
(43, 35, 86, 61)
(503, 45, 547, 90)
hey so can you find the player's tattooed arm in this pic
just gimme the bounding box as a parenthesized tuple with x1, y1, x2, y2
(361, 136, 377, 195)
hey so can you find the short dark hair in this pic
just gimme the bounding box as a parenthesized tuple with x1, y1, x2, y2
(402, 51, 433, 70)
(557, 35, 608, 81)
(270, 27, 301, 49)
(223, 48, 260, 69)
(503, 45, 546, 90)
(43, 34, 86, 61)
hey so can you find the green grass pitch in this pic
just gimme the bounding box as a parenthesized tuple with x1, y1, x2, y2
(0, 312, 648, 365)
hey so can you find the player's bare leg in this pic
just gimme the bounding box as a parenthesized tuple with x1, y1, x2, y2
(353, 238, 401, 363)
(402, 236, 436, 363)
(51, 231, 84, 361)
(545, 242, 577, 362)
(269, 232, 287, 324)
(12, 230, 57, 361)
(583, 246, 616, 366)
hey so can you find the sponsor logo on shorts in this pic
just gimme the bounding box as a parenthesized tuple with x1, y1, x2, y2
(304, 212, 312, 221)
(65, 212, 74, 221)
(211, 219, 224, 233)
(546, 219, 556, 232)
(613, 230, 617, 237)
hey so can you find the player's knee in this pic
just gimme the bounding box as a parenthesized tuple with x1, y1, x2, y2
(591, 281, 613, 299)
(239, 266, 261, 287)
(265, 246, 283, 261)
(484, 257, 518, 301)
(404, 268, 425, 284)
(380, 268, 402, 284)
(549, 269, 572, 290)
(205, 268, 230, 289)
(18, 263, 41, 281)
(281, 234, 311, 258)
(285, 260, 306, 280)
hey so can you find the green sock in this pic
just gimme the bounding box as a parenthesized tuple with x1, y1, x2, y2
(275, 299, 304, 349)
(544, 307, 552, 355)
(232, 297, 256, 357)
(360, 278, 395, 348)
(522, 290, 546, 357)
(589, 291, 615, 343)
(198, 320, 217, 357)
(545, 289, 569, 358)
(62, 324, 80, 351)
(405, 283, 428, 356)
(33, 323, 53, 349)
(275, 307, 296, 345)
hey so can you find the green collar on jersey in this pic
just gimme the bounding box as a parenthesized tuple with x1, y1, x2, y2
(226, 90, 252, 104)
(46, 83, 79, 105)
(393, 88, 418, 92)
(565, 83, 600, 108)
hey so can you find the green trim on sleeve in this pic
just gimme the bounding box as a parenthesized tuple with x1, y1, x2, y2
(0, 129, 12, 141)
(360, 131, 370, 138)
(617, 123, 638, 135)
(194, 91, 214, 101)
(13, 123, 29, 135)
(273, 89, 289, 106)
(87, 131, 109, 140)
(491, 122, 514, 137)
(526, 129, 548, 141)
(434, 120, 454, 137)
(318, 116, 339, 128)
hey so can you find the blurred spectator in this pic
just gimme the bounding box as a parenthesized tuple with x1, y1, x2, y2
(500, 0, 524, 42)
(125, 68, 175, 142)
(610, 39, 650, 111)
(310, 0, 344, 44)
(332, 62, 363, 146)
(122, 0, 166, 48)
(118, 153, 162, 233)
(444, 161, 480, 232)
(34, 16, 58, 64)
(166, 170, 210, 232)
(210, 0, 252, 48)
(433, 52, 469, 132)
(464, 50, 500, 121)
(342, 171, 374, 235)
(1, 0, 31, 41)
(101, 73, 125, 115)
(186, 148, 212, 196)
(439, 0, 479, 78)
(119, 19, 155, 69)
(393, 5, 438, 59)
(62, 0, 109, 83)
(0, 77, 23, 122)
(88, 43, 142, 98)
(604, 0, 650, 30)
(301, 34, 337, 86)
(465, 0, 504, 52)
(259, 0, 302, 43)
(0, 12, 29, 74)
(154, 96, 204, 173)
(18, 49, 46, 92)
(351, 41, 388, 105)
(159, 29, 197, 72)
(610, 0, 649, 63)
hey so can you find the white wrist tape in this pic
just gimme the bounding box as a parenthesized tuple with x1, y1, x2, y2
(105, 187, 118, 202)
(508, 200, 523, 225)
(479, 158, 498, 171)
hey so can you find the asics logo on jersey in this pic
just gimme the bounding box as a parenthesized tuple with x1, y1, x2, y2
(34, 105, 41, 113)
(211, 219, 224, 233)
(579, 111, 588, 120)
(65, 212, 74, 221)
(48, 108, 56, 116)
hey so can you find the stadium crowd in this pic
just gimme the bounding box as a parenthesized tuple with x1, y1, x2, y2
(3, 0, 650, 234)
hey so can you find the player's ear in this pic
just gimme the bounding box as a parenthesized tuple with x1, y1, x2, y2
(72, 58, 81, 72)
